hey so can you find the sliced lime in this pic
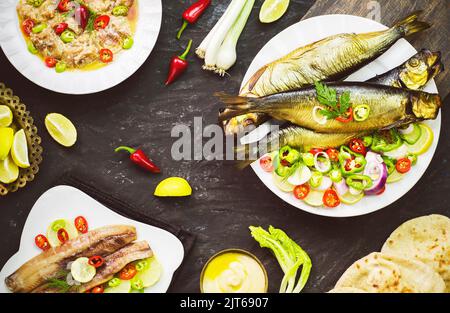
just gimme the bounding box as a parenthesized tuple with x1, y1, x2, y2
(11, 129, 30, 168)
(260, 0, 290, 23)
(45, 113, 77, 147)
(0, 105, 13, 127)
(0, 127, 14, 160)
(46, 219, 79, 247)
(304, 190, 325, 207)
(133, 257, 162, 288)
(339, 191, 364, 205)
(0, 155, 19, 184)
(104, 279, 131, 293)
(405, 124, 433, 155)
(71, 257, 96, 283)
(272, 172, 295, 192)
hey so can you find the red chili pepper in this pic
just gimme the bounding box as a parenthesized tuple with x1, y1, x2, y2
(165, 39, 192, 85)
(177, 0, 211, 39)
(115, 146, 161, 174)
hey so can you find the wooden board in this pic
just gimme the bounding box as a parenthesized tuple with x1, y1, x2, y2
(302, 0, 449, 96)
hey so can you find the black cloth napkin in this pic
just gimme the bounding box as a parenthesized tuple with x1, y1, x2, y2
(53, 173, 196, 291)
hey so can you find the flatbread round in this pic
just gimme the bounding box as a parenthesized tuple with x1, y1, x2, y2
(328, 287, 367, 293)
(381, 214, 450, 292)
(335, 252, 445, 293)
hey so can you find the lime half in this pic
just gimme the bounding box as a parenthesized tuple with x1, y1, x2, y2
(405, 124, 433, 155)
(0, 105, 13, 127)
(71, 257, 96, 283)
(11, 129, 30, 168)
(154, 177, 192, 197)
(260, 0, 290, 23)
(0, 155, 19, 184)
(45, 113, 77, 147)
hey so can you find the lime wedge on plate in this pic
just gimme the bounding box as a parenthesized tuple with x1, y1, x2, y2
(45, 113, 77, 147)
(11, 129, 30, 168)
(0, 155, 19, 184)
(0, 127, 14, 160)
(0, 105, 13, 127)
(260, 0, 290, 23)
(154, 177, 192, 197)
(405, 124, 433, 155)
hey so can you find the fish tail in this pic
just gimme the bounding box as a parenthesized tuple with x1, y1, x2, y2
(393, 10, 430, 37)
(216, 92, 261, 122)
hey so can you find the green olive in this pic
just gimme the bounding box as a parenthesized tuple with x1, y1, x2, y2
(27, 41, 38, 54)
(122, 37, 134, 49)
(32, 23, 47, 34)
(60, 30, 75, 43)
(55, 61, 67, 73)
(112, 5, 129, 16)
(27, 0, 44, 7)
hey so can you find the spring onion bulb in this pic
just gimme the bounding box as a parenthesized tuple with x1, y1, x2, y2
(215, 0, 255, 76)
(203, 0, 247, 71)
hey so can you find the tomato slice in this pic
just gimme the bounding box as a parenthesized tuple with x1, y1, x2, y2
(396, 158, 412, 174)
(88, 256, 104, 268)
(326, 148, 339, 162)
(53, 22, 68, 35)
(57, 228, 69, 244)
(118, 264, 137, 280)
(74, 216, 88, 234)
(91, 286, 104, 293)
(22, 19, 34, 36)
(294, 184, 310, 200)
(35, 234, 50, 251)
(323, 189, 340, 208)
(94, 15, 110, 30)
(259, 155, 274, 173)
(336, 108, 353, 123)
(45, 57, 57, 68)
(348, 139, 367, 155)
(99, 49, 113, 63)
(309, 148, 324, 156)
(57, 0, 73, 12)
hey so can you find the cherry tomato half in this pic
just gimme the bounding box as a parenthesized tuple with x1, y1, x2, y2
(99, 48, 113, 63)
(91, 286, 104, 293)
(57, 228, 69, 244)
(88, 256, 104, 268)
(294, 184, 310, 200)
(74, 216, 88, 234)
(309, 148, 324, 156)
(336, 108, 353, 123)
(323, 189, 340, 208)
(45, 57, 57, 68)
(22, 19, 35, 36)
(35, 234, 50, 251)
(118, 264, 137, 280)
(348, 139, 367, 155)
(57, 0, 73, 12)
(396, 158, 412, 174)
(326, 148, 339, 162)
(53, 22, 68, 35)
(94, 15, 110, 30)
(259, 155, 274, 173)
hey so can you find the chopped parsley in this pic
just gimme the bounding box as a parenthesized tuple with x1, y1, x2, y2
(314, 81, 352, 120)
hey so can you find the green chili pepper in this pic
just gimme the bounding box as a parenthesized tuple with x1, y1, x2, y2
(135, 260, 148, 272)
(51, 219, 66, 232)
(108, 278, 122, 287)
(362, 135, 373, 147)
(301, 153, 315, 167)
(32, 23, 47, 34)
(339, 146, 366, 175)
(353, 104, 370, 121)
(309, 171, 323, 188)
(27, 41, 38, 54)
(60, 30, 75, 43)
(122, 37, 134, 49)
(27, 0, 44, 8)
(407, 153, 418, 166)
(112, 5, 129, 16)
(382, 156, 396, 175)
(279, 146, 300, 166)
(55, 61, 67, 73)
(329, 169, 342, 183)
(346, 174, 373, 191)
(371, 129, 403, 153)
(131, 278, 144, 290)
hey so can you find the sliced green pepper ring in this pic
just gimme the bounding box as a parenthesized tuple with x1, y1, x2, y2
(108, 278, 122, 287)
(131, 278, 144, 290)
(32, 23, 47, 34)
(346, 174, 373, 190)
(135, 260, 148, 272)
(309, 171, 323, 188)
(353, 105, 370, 122)
(60, 30, 75, 43)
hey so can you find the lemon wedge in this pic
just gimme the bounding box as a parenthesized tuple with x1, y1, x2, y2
(260, 0, 290, 23)
(0, 127, 14, 160)
(0, 155, 19, 184)
(405, 124, 433, 155)
(154, 177, 192, 197)
(45, 113, 77, 147)
(11, 129, 30, 168)
(0, 105, 13, 127)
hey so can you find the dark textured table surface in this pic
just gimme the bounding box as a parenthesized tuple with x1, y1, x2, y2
(0, 1, 449, 293)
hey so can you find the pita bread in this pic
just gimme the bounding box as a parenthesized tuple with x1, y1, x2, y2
(381, 214, 450, 292)
(328, 287, 367, 293)
(335, 252, 445, 293)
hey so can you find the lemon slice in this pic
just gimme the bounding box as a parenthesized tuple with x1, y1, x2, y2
(260, 0, 290, 23)
(0, 155, 19, 184)
(339, 191, 364, 205)
(0, 127, 14, 160)
(154, 177, 192, 197)
(45, 113, 77, 147)
(405, 124, 433, 155)
(304, 190, 325, 207)
(71, 257, 96, 283)
(0, 105, 13, 127)
(133, 257, 162, 288)
(272, 172, 295, 192)
(11, 129, 30, 168)
(105, 279, 131, 293)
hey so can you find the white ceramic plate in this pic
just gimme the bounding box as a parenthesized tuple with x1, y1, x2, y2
(242, 15, 441, 218)
(0, 0, 162, 94)
(0, 185, 184, 293)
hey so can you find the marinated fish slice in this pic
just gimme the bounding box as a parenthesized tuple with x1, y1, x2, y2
(5, 225, 137, 293)
(222, 11, 431, 135)
(218, 82, 442, 133)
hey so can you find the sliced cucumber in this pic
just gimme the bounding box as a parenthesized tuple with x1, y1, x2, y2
(272, 172, 295, 192)
(400, 123, 422, 145)
(133, 257, 162, 288)
(47, 219, 79, 247)
(304, 190, 325, 207)
(70, 257, 96, 283)
(104, 279, 131, 293)
(386, 170, 405, 184)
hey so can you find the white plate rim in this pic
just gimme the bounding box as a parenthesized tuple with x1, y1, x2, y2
(241, 14, 441, 218)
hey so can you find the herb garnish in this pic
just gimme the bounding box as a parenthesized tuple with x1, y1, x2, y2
(314, 81, 351, 120)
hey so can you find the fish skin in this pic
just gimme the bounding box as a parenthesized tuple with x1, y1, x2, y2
(222, 11, 431, 135)
(218, 82, 442, 133)
(5, 225, 137, 293)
